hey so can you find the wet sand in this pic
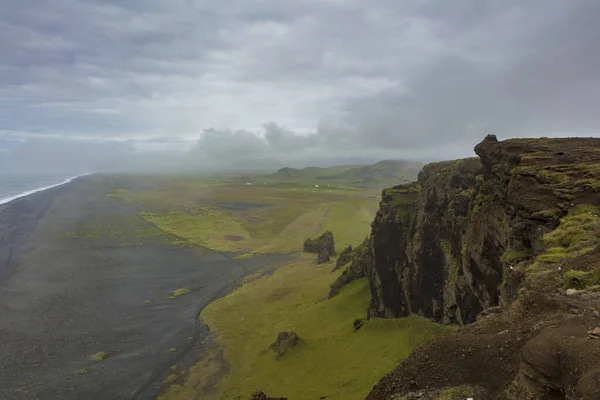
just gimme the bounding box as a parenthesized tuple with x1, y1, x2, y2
(0, 175, 287, 400)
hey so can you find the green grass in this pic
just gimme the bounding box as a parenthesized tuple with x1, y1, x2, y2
(89, 351, 108, 362)
(268, 160, 423, 188)
(532, 209, 560, 220)
(437, 386, 475, 399)
(564, 269, 600, 290)
(142, 210, 252, 252)
(532, 204, 600, 269)
(234, 253, 253, 260)
(192, 260, 451, 400)
(501, 248, 532, 263)
(108, 179, 379, 255)
(255, 207, 329, 254)
(65, 214, 171, 246)
(170, 288, 190, 299)
(315, 201, 378, 252)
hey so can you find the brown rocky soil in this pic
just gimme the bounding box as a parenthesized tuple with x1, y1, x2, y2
(367, 289, 600, 399)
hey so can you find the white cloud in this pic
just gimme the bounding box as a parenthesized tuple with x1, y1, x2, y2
(0, 0, 599, 171)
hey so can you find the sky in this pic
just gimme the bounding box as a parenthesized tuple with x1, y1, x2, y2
(1, 0, 599, 172)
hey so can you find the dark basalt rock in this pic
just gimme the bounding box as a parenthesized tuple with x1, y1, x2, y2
(353, 318, 364, 331)
(329, 238, 371, 298)
(316, 251, 330, 264)
(303, 231, 335, 256)
(331, 244, 353, 271)
(365, 137, 600, 325)
(269, 331, 299, 360)
(248, 390, 288, 400)
(365, 136, 600, 400)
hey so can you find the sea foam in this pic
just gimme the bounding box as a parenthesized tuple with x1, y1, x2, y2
(0, 173, 93, 206)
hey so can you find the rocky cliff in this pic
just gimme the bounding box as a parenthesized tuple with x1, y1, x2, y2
(367, 135, 600, 324)
(363, 136, 600, 399)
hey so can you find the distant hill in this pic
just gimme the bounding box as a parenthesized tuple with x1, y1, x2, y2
(270, 160, 424, 187)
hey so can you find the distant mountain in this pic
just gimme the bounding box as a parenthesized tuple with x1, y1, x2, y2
(271, 160, 424, 187)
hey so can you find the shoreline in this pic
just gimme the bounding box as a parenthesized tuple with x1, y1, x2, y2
(0, 174, 291, 400)
(0, 174, 92, 286)
(0, 172, 94, 206)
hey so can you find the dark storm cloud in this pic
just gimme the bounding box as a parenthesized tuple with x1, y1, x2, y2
(1, 0, 599, 171)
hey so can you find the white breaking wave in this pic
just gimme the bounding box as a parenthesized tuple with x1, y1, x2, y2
(0, 173, 94, 206)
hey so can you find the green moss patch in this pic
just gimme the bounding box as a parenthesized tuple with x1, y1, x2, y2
(164, 374, 178, 384)
(142, 210, 251, 252)
(89, 351, 108, 362)
(501, 248, 532, 263)
(533, 204, 600, 268)
(437, 386, 475, 400)
(169, 288, 190, 299)
(564, 269, 600, 290)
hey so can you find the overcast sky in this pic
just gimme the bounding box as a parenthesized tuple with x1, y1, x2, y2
(1, 0, 599, 171)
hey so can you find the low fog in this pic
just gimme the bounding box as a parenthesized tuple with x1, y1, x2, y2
(1, 0, 599, 175)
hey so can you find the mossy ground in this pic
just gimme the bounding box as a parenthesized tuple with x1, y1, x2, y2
(169, 288, 190, 299)
(106, 176, 380, 254)
(89, 351, 108, 362)
(161, 258, 451, 400)
(531, 204, 600, 271)
(564, 269, 600, 290)
(437, 386, 475, 399)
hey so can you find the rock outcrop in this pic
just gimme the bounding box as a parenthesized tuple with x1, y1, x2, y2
(303, 231, 335, 256)
(332, 244, 353, 271)
(316, 251, 330, 264)
(363, 136, 600, 399)
(329, 239, 371, 298)
(248, 390, 287, 400)
(269, 331, 300, 360)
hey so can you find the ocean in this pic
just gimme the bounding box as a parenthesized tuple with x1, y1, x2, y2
(0, 173, 89, 205)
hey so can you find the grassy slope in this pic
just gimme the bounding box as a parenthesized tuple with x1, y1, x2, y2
(105, 171, 451, 400)
(268, 160, 423, 188)
(161, 259, 450, 400)
(108, 177, 380, 254)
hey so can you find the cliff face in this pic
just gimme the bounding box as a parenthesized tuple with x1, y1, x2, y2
(365, 136, 600, 399)
(367, 135, 600, 324)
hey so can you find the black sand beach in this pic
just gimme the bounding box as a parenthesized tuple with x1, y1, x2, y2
(0, 175, 286, 400)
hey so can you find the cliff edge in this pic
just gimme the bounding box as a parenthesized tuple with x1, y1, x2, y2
(362, 136, 600, 399)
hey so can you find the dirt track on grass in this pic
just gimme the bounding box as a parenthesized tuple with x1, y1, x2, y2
(0, 175, 289, 400)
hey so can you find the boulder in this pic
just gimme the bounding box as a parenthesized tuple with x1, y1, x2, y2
(248, 390, 288, 400)
(269, 331, 300, 360)
(303, 231, 335, 256)
(353, 318, 364, 331)
(316, 251, 330, 264)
